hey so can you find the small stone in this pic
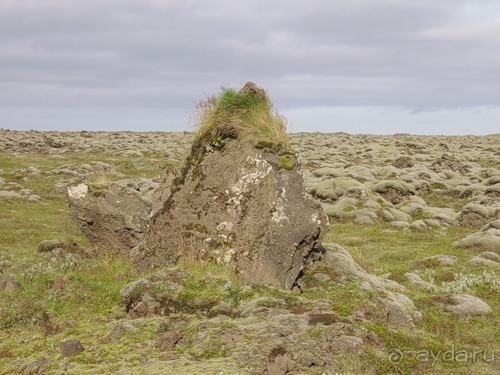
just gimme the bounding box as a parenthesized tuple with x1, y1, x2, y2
(391, 221, 410, 229)
(421, 254, 459, 267)
(467, 257, 499, 267)
(162, 351, 178, 361)
(60, 339, 84, 357)
(268, 354, 290, 375)
(37, 239, 65, 253)
(155, 331, 182, 351)
(0, 191, 22, 199)
(0, 272, 23, 292)
(26, 166, 41, 174)
(479, 252, 499, 262)
(404, 272, 437, 291)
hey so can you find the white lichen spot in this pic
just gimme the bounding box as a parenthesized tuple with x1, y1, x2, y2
(67, 183, 88, 199)
(216, 221, 233, 231)
(271, 187, 288, 224)
(223, 248, 235, 263)
(310, 213, 322, 225)
(228, 156, 272, 206)
(204, 237, 212, 243)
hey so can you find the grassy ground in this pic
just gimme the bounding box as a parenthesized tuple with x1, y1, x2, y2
(328, 222, 498, 374)
(0, 150, 498, 374)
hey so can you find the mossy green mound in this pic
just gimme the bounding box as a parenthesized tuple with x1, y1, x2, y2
(193, 82, 289, 154)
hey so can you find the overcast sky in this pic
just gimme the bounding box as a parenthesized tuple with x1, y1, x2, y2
(1, 0, 499, 134)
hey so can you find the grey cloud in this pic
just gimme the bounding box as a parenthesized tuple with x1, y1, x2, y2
(0, 0, 498, 131)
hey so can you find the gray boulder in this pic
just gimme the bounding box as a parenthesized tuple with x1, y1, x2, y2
(404, 272, 437, 291)
(311, 177, 362, 201)
(133, 139, 328, 290)
(419, 254, 459, 267)
(37, 239, 65, 252)
(453, 228, 500, 250)
(373, 180, 416, 205)
(67, 183, 151, 254)
(444, 294, 492, 316)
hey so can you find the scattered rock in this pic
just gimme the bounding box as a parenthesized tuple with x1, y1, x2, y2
(373, 180, 416, 205)
(432, 154, 468, 174)
(467, 252, 500, 267)
(37, 239, 65, 252)
(162, 351, 178, 361)
(0, 191, 23, 199)
(443, 294, 492, 316)
(458, 204, 499, 228)
(453, 228, 500, 250)
(155, 331, 182, 351)
(0, 271, 23, 292)
(478, 251, 499, 262)
(67, 183, 151, 254)
(420, 255, 459, 267)
(268, 353, 291, 375)
(60, 339, 84, 357)
(311, 177, 362, 201)
(404, 273, 437, 291)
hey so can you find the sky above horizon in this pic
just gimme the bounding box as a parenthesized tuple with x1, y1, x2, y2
(1, 0, 499, 135)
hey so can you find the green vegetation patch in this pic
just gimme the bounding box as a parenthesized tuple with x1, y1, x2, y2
(278, 156, 295, 171)
(192, 83, 289, 154)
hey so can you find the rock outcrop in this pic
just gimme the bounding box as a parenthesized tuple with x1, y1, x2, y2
(133, 83, 328, 289)
(67, 183, 150, 254)
(133, 138, 327, 289)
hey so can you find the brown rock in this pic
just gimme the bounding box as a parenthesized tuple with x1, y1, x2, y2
(162, 351, 178, 361)
(155, 330, 182, 350)
(0, 271, 23, 292)
(67, 183, 150, 254)
(133, 139, 327, 289)
(60, 339, 84, 357)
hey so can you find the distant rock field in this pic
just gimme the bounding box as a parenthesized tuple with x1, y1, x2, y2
(1, 129, 498, 250)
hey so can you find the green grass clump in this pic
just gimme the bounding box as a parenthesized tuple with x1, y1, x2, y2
(278, 156, 295, 171)
(192, 83, 289, 154)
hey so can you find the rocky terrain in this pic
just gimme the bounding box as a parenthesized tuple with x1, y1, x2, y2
(0, 128, 498, 374)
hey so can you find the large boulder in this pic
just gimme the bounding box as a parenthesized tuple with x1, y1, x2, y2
(133, 140, 327, 289)
(133, 83, 328, 289)
(67, 183, 151, 254)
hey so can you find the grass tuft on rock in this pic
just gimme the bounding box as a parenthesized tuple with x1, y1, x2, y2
(192, 83, 289, 154)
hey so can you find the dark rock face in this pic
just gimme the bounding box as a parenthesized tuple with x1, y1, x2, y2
(67, 183, 150, 254)
(133, 140, 328, 289)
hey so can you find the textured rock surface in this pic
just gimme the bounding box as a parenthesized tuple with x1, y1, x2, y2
(134, 139, 327, 289)
(67, 183, 151, 254)
(60, 339, 84, 357)
(444, 294, 492, 316)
